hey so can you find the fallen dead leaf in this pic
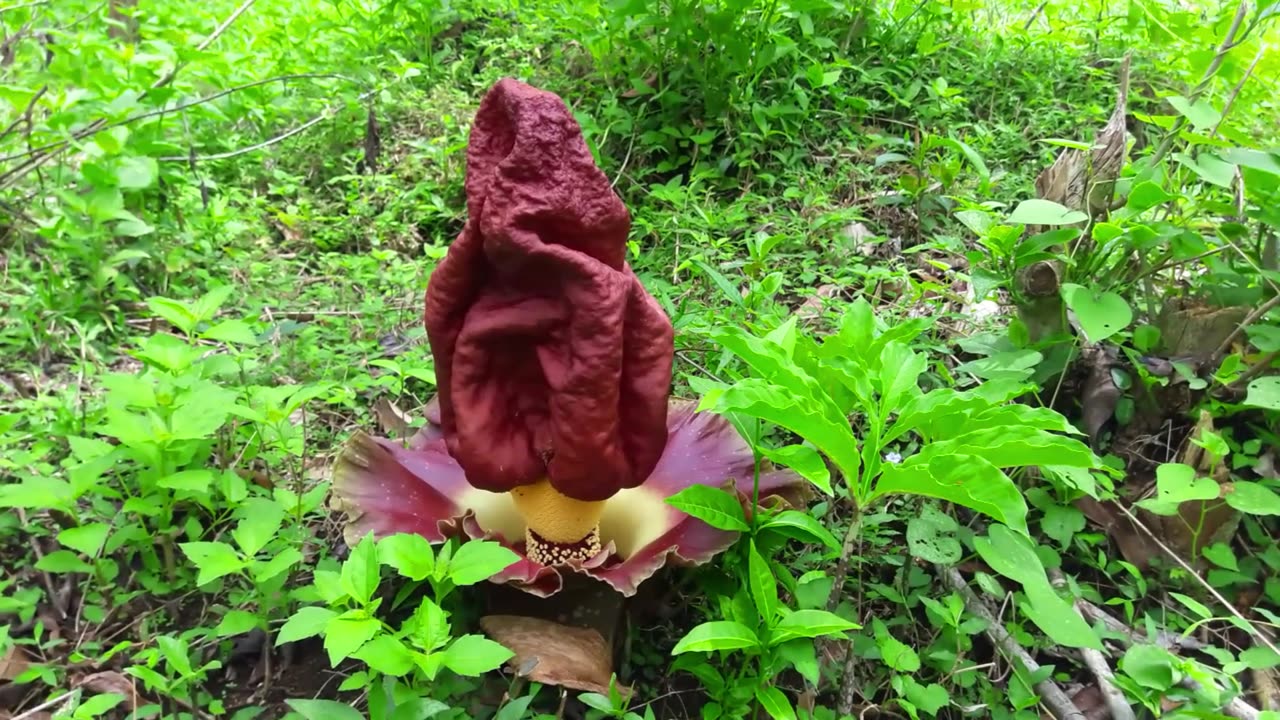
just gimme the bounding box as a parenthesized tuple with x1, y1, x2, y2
(77, 671, 143, 712)
(1081, 346, 1122, 447)
(0, 645, 29, 682)
(372, 396, 412, 439)
(794, 284, 840, 321)
(480, 615, 625, 696)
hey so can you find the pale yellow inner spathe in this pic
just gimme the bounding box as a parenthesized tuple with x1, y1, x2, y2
(510, 478, 606, 543)
(460, 484, 672, 559)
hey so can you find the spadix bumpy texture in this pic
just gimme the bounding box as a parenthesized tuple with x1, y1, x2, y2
(328, 77, 807, 597)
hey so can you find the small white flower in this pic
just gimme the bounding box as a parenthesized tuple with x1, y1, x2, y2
(884, 451, 902, 464)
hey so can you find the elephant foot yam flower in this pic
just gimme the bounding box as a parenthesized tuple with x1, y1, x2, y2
(328, 78, 807, 597)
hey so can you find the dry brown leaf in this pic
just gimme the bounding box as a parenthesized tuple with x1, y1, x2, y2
(0, 646, 29, 682)
(1081, 346, 1122, 446)
(372, 396, 412, 439)
(480, 615, 625, 696)
(793, 284, 839, 321)
(77, 671, 144, 712)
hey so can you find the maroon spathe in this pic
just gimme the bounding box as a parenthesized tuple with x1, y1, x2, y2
(423, 78, 674, 503)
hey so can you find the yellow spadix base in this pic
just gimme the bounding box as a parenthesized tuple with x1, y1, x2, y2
(510, 478, 606, 565)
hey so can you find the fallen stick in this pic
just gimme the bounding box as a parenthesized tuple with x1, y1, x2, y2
(1049, 569, 1136, 720)
(941, 567, 1085, 720)
(1075, 600, 1206, 651)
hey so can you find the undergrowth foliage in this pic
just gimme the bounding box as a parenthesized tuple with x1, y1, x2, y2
(2, 0, 1280, 718)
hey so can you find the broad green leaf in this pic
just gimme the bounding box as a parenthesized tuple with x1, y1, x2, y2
(1007, 199, 1087, 226)
(1225, 482, 1280, 516)
(871, 455, 1029, 535)
(873, 618, 920, 672)
(1040, 504, 1086, 549)
(748, 540, 779, 623)
(448, 539, 520, 585)
(0, 478, 73, 510)
(1125, 181, 1176, 213)
(215, 610, 261, 637)
(1022, 582, 1102, 650)
(233, 497, 285, 556)
(440, 634, 514, 676)
(253, 547, 303, 583)
(157, 470, 216, 493)
(352, 635, 415, 676)
(323, 614, 381, 666)
(277, 606, 339, 645)
(761, 444, 832, 494)
(378, 533, 436, 581)
(693, 259, 744, 307)
(777, 638, 819, 686)
(1120, 644, 1180, 691)
(665, 484, 749, 532)
(144, 297, 198, 334)
(286, 699, 367, 720)
(115, 156, 158, 190)
(1166, 95, 1221, 132)
(928, 424, 1096, 469)
(1061, 284, 1132, 343)
(877, 341, 927, 411)
(342, 533, 380, 604)
(36, 550, 94, 573)
(711, 325, 814, 392)
(57, 523, 110, 557)
(901, 676, 950, 715)
(700, 379, 861, 482)
(973, 523, 1044, 586)
(202, 319, 260, 345)
(761, 510, 840, 552)
(755, 686, 797, 720)
(1137, 463, 1220, 515)
(180, 541, 245, 585)
(1244, 378, 1280, 411)
(771, 610, 861, 643)
(672, 621, 761, 653)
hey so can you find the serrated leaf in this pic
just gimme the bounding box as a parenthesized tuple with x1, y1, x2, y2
(448, 540, 519, 586)
(179, 541, 245, 585)
(378, 533, 436, 581)
(57, 523, 110, 557)
(215, 610, 261, 637)
(440, 634, 513, 676)
(323, 614, 381, 666)
(341, 533, 380, 605)
(36, 549, 94, 573)
(277, 606, 338, 645)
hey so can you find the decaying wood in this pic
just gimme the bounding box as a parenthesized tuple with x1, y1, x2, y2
(1017, 55, 1131, 343)
(941, 567, 1085, 720)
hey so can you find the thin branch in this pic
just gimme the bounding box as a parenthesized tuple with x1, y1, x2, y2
(1227, 349, 1279, 392)
(1150, 0, 1251, 166)
(1049, 570, 1134, 720)
(941, 567, 1085, 720)
(1210, 42, 1269, 138)
(1213, 293, 1280, 360)
(0, 0, 48, 13)
(158, 86, 378, 162)
(1112, 502, 1280, 658)
(11, 692, 74, 720)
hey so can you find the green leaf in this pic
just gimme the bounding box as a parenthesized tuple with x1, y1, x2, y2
(202, 319, 260, 345)
(700, 379, 861, 482)
(253, 547, 303, 583)
(1007, 199, 1088, 226)
(693, 258, 744, 307)
(873, 618, 920, 672)
(232, 497, 285, 557)
(115, 156, 158, 190)
(1120, 644, 1180, 691)
(761, 445, 832, 494)
(285, 699, 367, 720)
(761, 510, 840, 552)
(76, 693, 125, 716)
(448, 539, 520, 586)
(974, 523, 1045, 585)
(341, 533, 380, 605)
(352, 635, 416, 676)
(36, 550, 94, 573)
(748, 540, 779, 623)
(901, 676, 950, 715)
(215, 610, 261, 637)
(157, 470, 216, 493)
(1022, 582, 1102, 650)
(378, 533, 436, 581)
(1040, 504, 1086, 549)
(180, 541, 246, 585)
(1061, 284, 1132, 343)
(665, 484, 750, 532)
(323, 614, 381, 666)
(1226, 482, 1280, 516)
(1137, 463, 1220, 515)
(871, 454, 1029, 535)
(57, 523, 110, 557)
(1125, 181, 1176, 213)
(1167, 95, 1221, 132)
(755, 686, 797, 720)
(440, 634, 514, 676)
(1244, 378, 1280, 411)
(906, 503, 961, 564)
(771, 610, 861, 643)
(777, 638, 819, 686)
(145, 297, 198, 334)
(672, 621, 761, 654)
(277, 606, 338, 645)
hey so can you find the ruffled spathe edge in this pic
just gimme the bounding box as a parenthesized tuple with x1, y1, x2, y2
(328, 398, 809, 597)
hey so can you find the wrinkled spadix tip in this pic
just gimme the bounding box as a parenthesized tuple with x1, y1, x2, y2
(423, 77, 675, 503)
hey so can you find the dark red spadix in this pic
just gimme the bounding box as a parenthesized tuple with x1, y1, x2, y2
(423, 78, 674, 503)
